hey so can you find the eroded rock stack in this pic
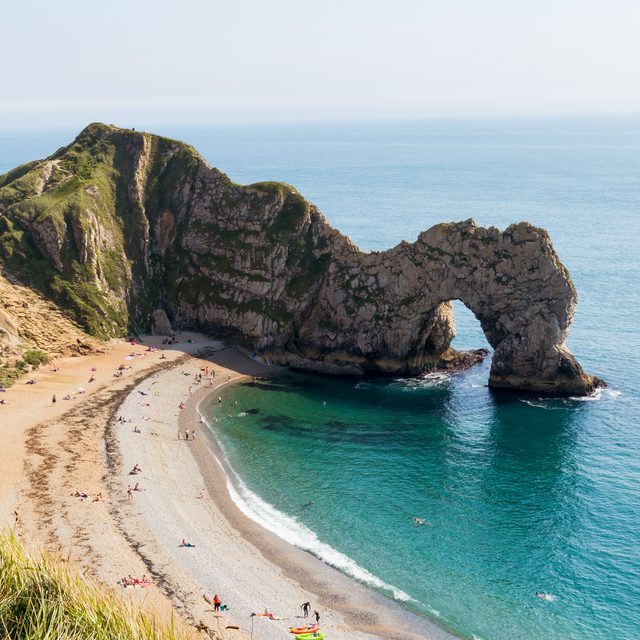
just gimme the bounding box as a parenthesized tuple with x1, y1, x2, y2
(0, 123, 603, 395)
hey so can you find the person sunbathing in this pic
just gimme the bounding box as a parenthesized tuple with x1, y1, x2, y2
(179, 538, 196, 547)
(93, 493, 102, 502)
(73, 491, 89, 498)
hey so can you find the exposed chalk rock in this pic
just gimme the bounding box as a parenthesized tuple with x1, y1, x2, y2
(0, 123, 603, 395)
(151, 309, 173, 336)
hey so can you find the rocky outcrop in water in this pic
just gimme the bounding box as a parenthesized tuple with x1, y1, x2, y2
(0, 124, 603, 395)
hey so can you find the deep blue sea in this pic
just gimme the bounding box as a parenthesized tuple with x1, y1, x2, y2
(2, 117, 640, 639)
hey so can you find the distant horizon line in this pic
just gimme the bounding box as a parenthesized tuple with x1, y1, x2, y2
(1, 111, 640, 133)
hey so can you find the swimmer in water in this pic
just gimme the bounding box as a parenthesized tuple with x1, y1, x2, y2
(413, 517, 425, 525)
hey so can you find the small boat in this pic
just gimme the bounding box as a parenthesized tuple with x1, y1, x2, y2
(289, 625, 320, 634)
(295, 633, 325, 640)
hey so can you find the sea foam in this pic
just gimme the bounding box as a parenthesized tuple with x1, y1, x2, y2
(203, 416, 414, 603)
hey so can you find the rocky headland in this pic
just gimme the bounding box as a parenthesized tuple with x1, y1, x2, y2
(0, 123, 603, 395)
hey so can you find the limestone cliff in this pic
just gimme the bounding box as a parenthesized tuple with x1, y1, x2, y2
(0, 123, 603, 395)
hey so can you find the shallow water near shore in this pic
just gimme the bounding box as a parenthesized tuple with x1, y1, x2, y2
(4, 116, 640, 639)
(209, 362, 637, 640)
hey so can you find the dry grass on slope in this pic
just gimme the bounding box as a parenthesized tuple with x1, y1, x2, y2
(0, 271, 103, 386)
(0, 532, 197, 640)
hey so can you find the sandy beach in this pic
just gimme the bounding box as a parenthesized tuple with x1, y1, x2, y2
(1, 333, 456, 640)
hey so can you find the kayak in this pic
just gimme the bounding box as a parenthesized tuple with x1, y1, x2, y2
(295, 634, 325, 640)
(289, 626, 320, 634)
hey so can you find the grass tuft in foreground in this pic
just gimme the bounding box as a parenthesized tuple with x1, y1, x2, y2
(0, 532, 195, 639)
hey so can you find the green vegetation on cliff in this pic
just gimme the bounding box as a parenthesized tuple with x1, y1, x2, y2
(0, 123, 601, 394)
(0, 125, 202, 338)
(0, 123, 326, 340)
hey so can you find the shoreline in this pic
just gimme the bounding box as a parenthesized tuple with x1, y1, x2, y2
(4, 335, 461, 639)
(191, 374, 461, 640)
(112, 345, 460, 639)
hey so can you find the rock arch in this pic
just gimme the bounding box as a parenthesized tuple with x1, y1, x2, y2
(269, 218, 602, 396)
(0, 124, 601, 396)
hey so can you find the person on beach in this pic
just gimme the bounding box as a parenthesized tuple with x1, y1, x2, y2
(191, 429, 196, 440)
(301, 601, 311, 617)
(184, 429, 190, 440)
(314, 610, 320, 624)
(213, 594, 221, 612)
(127, 486, 133, 501)
(52, 394, 56, 405)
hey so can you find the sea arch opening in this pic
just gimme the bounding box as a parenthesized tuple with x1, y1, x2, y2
(449, 299, 492, 354)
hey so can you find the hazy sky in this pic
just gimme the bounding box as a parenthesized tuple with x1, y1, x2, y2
(2, 0, 639, 127)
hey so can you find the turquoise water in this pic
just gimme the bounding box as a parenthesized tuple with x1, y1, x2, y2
(3, 117, 640, 639)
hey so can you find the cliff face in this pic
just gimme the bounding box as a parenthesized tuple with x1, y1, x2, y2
(0, 123, 602, 395)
